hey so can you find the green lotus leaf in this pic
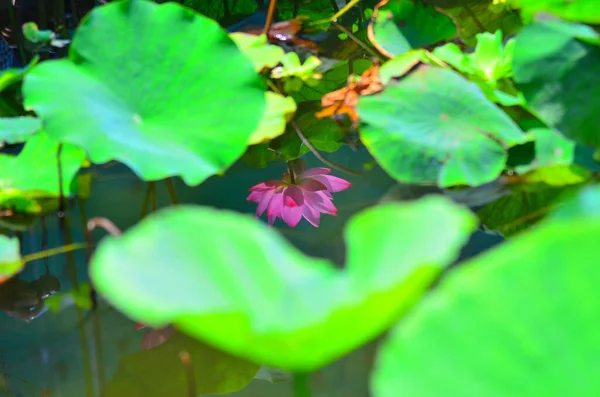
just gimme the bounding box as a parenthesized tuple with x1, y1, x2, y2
(0, 57, 38, 94)
(0, 116, 42, 146)
(513, 20, 600, 147)
(373, 185, 600, 397)
(270, 110, 345, 160)
(476, 183, 583, 237)
(379, 50, 426, 84)
(271, 52, 323, 92)
(241, 143, 279, 168)
(432, 31, 523, 106)
(513, 128, 577, 175)
(90, 197, 476, 371)
(247, 92, 296, 145)
(369, 0, 456, 58)
(358, 66, 528, 187)
(184, 0, 256, 22)
(434, 0, 522, 46)
(230, 33, 285, 72)
(22, 0, 265, 186)
(106, 332, 259, 396)
(0, 236, 24, 283)
(550, 184, 600, 220)
(0, 132, 85, 209)
(514, 0, 600, 24)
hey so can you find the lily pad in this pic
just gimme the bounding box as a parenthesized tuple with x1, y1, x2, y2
(373, 185, 600, 396)
(0, 236, 23, 284)
(513, 128, 576, 174)
(433, 0, 522, 46)
(90, 197, 476, 371)
(106, 332, 259, 396)
(358, 66, 528, 187)
(0, 132, 86, 207)
(476, 183, 583, 237)
(22, 0, 265, 186)
(368, 0, 457, 58)
(513, 20, 600, 147)
(379, 50, 426, 84)
(247, 92, 296, 145)
(230, 33, 285, 72)
(0, 117, 42, 146)
(514, 0, 600, 24)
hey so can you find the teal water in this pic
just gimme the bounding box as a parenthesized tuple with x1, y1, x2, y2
(0, 147, 503, 397)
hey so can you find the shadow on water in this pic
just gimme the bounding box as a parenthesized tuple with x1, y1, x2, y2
(0, 146, 506, 397)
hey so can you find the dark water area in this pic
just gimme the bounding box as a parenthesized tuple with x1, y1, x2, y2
(0, 146, 504, 396)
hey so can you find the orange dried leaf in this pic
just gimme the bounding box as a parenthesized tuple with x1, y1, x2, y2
(316, 65, 383, 123)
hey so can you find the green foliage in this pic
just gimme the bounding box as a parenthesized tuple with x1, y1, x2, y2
(291, 59, 372, 102)
(89, 197, 476, 371)
(270, 111, 345, 160)
(0, 117, 42, 146)
(513, 0, 600, 24)
(513, 20, 600, 147)
(3, 0, 600, 391)
(183, 0, 257, 22)
(433, 30, 523, 105)
(0, 132, 85, 212)
(22, 0, 266, 186)
(248, 92, 297, 145)
(0, 236, 23, 283)
(358, 66, 528, 187)
(373, 185, 600, 396)
(270, 52, 323, 92)
(0, 57, 39, 94)
(107, 332, 259, 396)
(369, 0, 457, 57)
(230, 33, 285, 72)
(476, 183, 583, 236)
(434, 0, 523, 45)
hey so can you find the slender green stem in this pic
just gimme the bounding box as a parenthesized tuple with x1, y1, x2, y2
(332, 20, 381, 59)
(290, 120, 362, 176)
(287, 161, 296, 184)
(292, 373, 311, 397)
(21, 242, 87, 264)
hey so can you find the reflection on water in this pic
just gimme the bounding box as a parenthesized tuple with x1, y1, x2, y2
(0, 148, 503, 396)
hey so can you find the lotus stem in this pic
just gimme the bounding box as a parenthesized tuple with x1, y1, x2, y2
(178, 350, 196, 397)
(290, 120, 362, 176)
(263, 0, 278, 36)
(87, 217, 122, 237)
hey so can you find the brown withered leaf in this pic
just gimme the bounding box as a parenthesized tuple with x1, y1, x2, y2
(315, 64, 384, 123)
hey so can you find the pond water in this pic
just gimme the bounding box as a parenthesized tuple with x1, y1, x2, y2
(0, 146, 505, 397)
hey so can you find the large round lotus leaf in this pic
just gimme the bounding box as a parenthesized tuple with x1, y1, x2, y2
(513, 21, 600, 148)
(358, 66, 528, 187)
(373, 186, 600, 396)
(22, 0, 265, 186)
(107, 332, 259, 396)
(515, 0, 600, 24)
(89, 197, 476, 371)
(369, 0, 457, 58)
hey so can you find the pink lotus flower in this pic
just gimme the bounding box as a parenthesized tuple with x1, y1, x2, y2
(247, 167, 351, 228)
